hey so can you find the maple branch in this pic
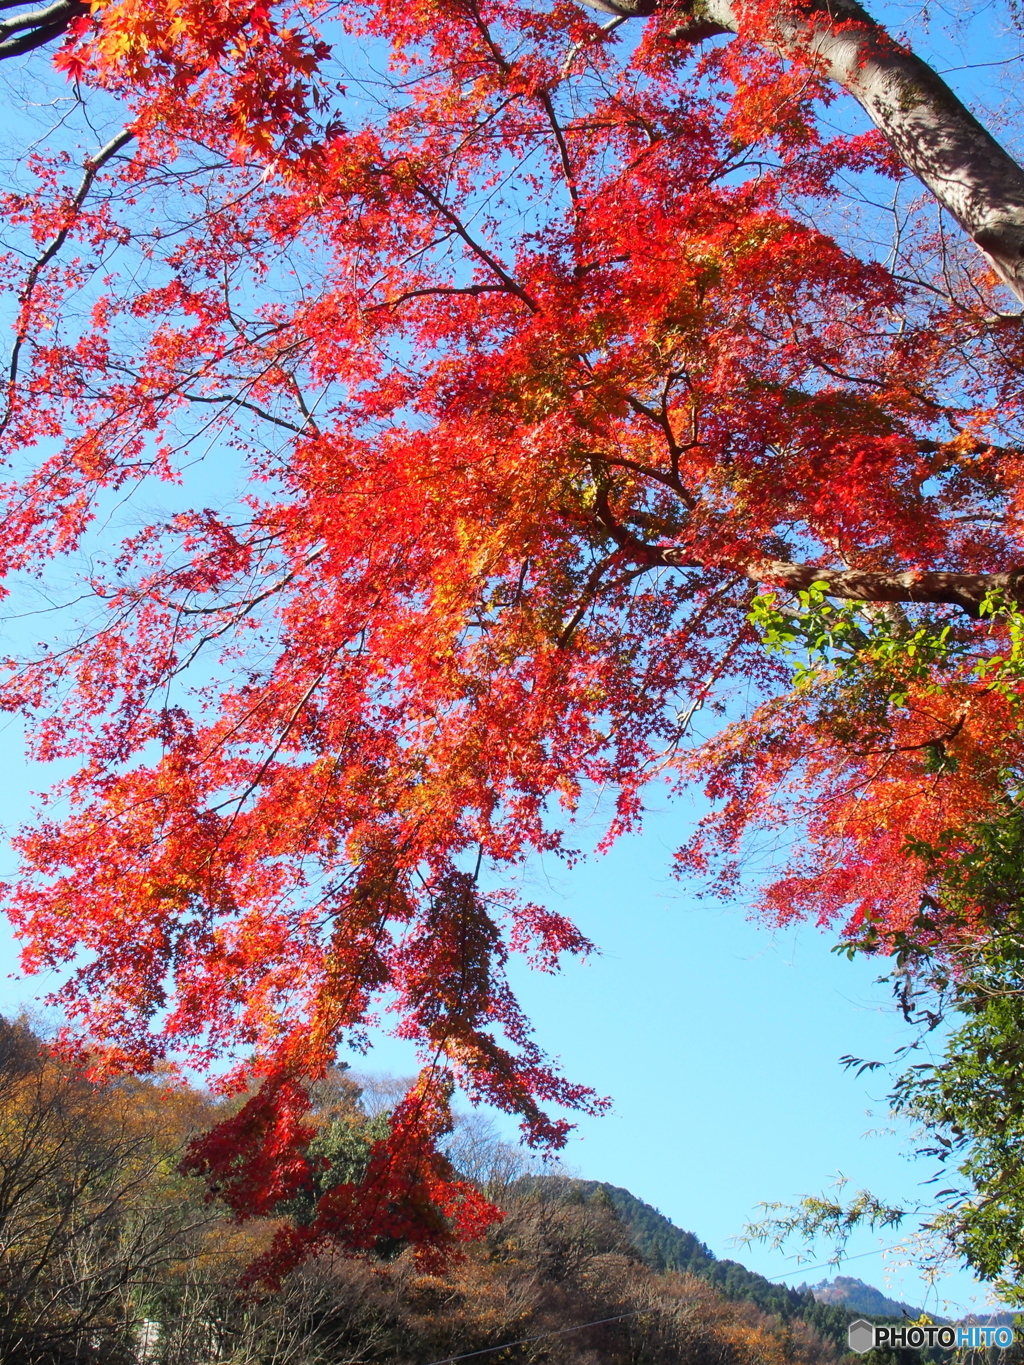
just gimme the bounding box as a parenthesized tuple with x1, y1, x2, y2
(557, 553, 616, 646)
(175, 548, 324, 618)
(370, 284, 513, 311)
(214, 665, 333, 834)
(580, 439, 696, 502)
(577, 0, 1024, 302)
(413, 183, 540, 313)
(538, 90, 579, 205)
(285, 375, 323, 438)
(181, 391, 307, 434)
(591, 499, 1024, 612)
(617, 392, 700, 507)
(0, 0, 84, 58)
(0, 126, 134, 438)
(851, 710, 966, 757)
(464, 0, 513, 74)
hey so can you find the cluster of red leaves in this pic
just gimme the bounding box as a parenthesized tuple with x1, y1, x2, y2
(182, 1069, 500, 1284)
(675, 662, 1024, 950)
(54, 0, 334, 159)
(0, 0, 1022, 1269)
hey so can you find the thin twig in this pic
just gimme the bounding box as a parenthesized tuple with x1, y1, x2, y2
(0, 125, 134, 438)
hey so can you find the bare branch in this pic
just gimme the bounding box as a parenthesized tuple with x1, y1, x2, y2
(0, 126, 135, 437)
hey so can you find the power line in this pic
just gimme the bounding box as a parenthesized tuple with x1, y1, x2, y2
(421, 1242, 915, 1364)
(762, 1241, 908, 1282)
(422, 1311, 639, 1365)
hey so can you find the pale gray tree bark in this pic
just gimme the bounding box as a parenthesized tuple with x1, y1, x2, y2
(580, 0, 1024, 302)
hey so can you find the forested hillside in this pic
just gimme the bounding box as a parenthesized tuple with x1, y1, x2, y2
(546, 1181, 926, 1352)
(0, 1016, 855, 1365)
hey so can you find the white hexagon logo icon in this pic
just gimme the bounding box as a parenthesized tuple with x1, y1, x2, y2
(848, 1320, 876, 1354)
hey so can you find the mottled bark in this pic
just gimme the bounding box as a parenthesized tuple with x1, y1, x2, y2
(0, 0, 85, 59)
(579, 0, 1024, 302)
(736, 560, 1024, 613)
(663, 550, 1024, 614)
(597, 512, 1024, 614)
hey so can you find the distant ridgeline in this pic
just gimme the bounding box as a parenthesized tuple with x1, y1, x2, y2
(805, 1277, 923, 1322)
(542, 1180, 924, 1351)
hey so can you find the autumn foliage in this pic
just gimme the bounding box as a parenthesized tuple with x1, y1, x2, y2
(0, 1014, 856, 1364)
(1, 0, 1024, 1268)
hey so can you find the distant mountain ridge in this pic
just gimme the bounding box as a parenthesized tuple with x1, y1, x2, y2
(803, 1277, 1016, 1329)
(539, 1179, 928, 1350)
(806, 1276, 922, 1321)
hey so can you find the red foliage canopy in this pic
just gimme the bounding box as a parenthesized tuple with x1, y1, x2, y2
(1, 0, 1023, 1269)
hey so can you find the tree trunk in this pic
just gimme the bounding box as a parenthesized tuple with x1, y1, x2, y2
(598, 516, 1024, 614)
(580, 0, 1024, 302)
(0, 0, 87, 60)
(731, 559, 1024, 614)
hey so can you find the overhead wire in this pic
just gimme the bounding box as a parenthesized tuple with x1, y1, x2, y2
(421, 1241, 919, 1365)
(422, 1311, 639, 1364)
